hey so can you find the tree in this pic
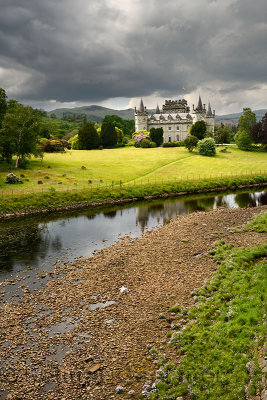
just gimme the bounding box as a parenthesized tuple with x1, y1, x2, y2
(184, 135, 199, 152)
(214, 125, 231, 144)
(190, 120, 206, 140)
(0, 88, 7, 129)
(0, 102, 42, 167)
(115, 127, 124, 143)
(100, 121, 117, 147)
(197, 137, 216, 156)
(238, 108, 256, 133)
(149, 128, 163, 146)
(78, 122, 100, 149)
(235, 130, 252, 151)
(102, 115, 135, 136)
(250, 112, 267, 150)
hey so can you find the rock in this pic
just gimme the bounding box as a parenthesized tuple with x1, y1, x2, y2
(88, 364, 101, 373)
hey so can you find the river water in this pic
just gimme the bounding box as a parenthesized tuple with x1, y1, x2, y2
(0, 188, 266, 285)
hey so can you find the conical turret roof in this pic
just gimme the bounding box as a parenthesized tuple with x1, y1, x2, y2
(156, 104, 160, 114)
(196, 95, 203, 111)
(139, 98, 144, 113)
(207, 102, 212, 117)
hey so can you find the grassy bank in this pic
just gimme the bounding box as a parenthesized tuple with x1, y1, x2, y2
(1, 147, 267, 195)
(144, 212, 267, 400)
(1, 174, 267, 215)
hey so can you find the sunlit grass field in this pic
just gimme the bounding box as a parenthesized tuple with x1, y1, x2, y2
(0, 146, 267, 195)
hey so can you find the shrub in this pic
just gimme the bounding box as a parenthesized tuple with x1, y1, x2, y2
(184, 135, 199, 152)
(198, 137, 216, 156)
(43, 138, 67, 153)
(38, 180, 43, 184)
(140, 138, 152, 148)
(162, 141, 184, 147)
(5, 173, 23, 184)
(122, 136, 129, 145)
(134, 134, 151, 147)
(132, 130, 150, 139)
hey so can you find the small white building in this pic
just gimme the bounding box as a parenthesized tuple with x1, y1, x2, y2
(135, 96, 215, 143)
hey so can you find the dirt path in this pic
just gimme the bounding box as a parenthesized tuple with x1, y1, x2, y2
(0, 206, 266, 400)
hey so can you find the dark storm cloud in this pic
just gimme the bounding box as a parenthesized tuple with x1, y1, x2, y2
(0, 0, 267, 108)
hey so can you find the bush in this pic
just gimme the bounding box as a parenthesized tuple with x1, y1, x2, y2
(198, 137, 216, 156)
(235, 130, 253, 151)
(134, 134, 151, 147)
(184, 135, 199, 152)
(5, 173, 23, 184)
(43, 138, 67, 153)
(162, 141, 184, 147)
(132, 130, 150, 139)
(140, 138, 152, 148)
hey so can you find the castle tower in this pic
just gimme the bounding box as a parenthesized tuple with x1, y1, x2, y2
(135, 99, 148, 132)
(192, 95, 206, 124)
(206, 102, 215, 134)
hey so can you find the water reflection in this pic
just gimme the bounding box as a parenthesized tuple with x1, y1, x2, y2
(0, 189, 266, 278)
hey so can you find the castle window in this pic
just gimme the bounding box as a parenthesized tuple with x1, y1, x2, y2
(168, 126, 171, 130)
(176, 126, 179, 130)
(168, 136, 171, 142)
(176, 134, 180, 141)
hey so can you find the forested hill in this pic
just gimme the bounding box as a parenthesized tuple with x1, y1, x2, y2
(47, 105, 136, 122)
(48, 105, 267, 123)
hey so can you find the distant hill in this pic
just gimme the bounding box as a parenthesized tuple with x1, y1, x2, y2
(47, 105, 136, 122)
(48, 105, 267, 124)
(215, 109, 267, 125)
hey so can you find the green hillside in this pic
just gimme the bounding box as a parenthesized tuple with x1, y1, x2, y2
(47, 105, 136, 121)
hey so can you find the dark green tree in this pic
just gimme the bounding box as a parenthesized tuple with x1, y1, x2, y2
(190, 120, 207, 140)
(78, 122, 100, 149)
(100, 121, 117, 147)
(214, 125, 231, 144)
(0, 88, 7, 129)
(102, 115, 135, 136)
(184, 135, 199, 152)
(149, 127, 163, 146)
(238, 108, 256, 133)
(250, 112, 267, 150)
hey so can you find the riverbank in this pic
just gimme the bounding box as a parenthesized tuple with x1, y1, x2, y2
(0, 206, 266, 400)
(1, 175, 267, 219)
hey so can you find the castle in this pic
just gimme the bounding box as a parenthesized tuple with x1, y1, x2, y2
(135, 96, 215, 143)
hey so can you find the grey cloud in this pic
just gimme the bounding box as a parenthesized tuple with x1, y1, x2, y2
(0, 0, 266, 111)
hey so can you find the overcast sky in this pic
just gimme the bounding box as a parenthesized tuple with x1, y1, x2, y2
(0, 0, 267, 114)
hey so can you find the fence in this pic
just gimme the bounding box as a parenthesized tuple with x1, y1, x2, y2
(1, 170, 267, 198)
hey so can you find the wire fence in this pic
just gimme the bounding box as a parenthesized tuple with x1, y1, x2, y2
(1, 170, 267, 198)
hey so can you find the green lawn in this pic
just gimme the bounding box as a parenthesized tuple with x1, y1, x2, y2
(0, 146, 267, 195)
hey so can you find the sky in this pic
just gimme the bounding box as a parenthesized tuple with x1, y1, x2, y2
(0, 0, 267, 115)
